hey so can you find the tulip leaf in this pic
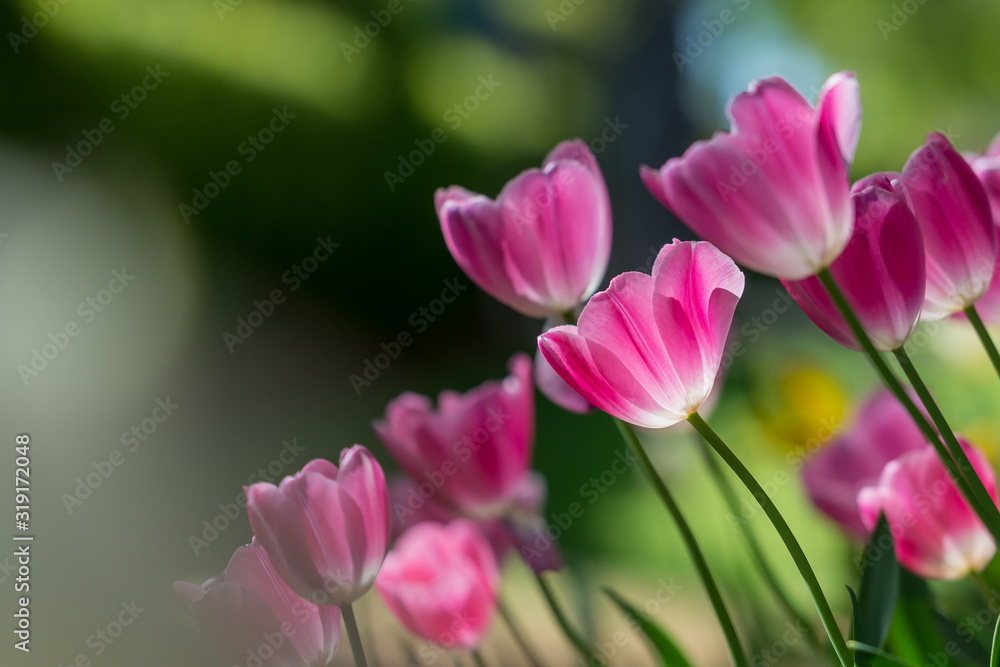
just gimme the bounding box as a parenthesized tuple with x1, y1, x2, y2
(852, 515, 900, 666)
(848, 640, 919, 667)
(603, 588, 692, 667)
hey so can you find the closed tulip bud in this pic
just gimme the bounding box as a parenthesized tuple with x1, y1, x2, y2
(964, 135, 1000, 323)
(900, 132, 997, 319)
(376, 520, 500, 650)
(783, 173, 925, 351)
(436, 139, 612, 318)
(246, 446, 390, 606)
(857, 442, 998, 580)
(374, 354, 534, 519)
(173, 540, 341, 666)
(642, 72, 861, 280)
(538, 240, 744, 429)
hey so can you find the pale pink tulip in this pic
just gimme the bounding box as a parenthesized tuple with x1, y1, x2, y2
(538, 240, 744, 429)
(174, 540, 341, 667)
(246, 446, 390, 606)
(436, 140, 612, 318)
(376, 520, 500, 650)
(783, 173, 925, 351)
(642, 72, 860, 280)
(858, 442, 998, 580)
(374, 354, 534, 519)
(801, 389, 925, 539)
(900, 132, 997, 319)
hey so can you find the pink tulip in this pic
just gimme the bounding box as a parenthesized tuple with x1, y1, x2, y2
(174, 540, 341, 667)
(388, 473, 563, 573)
(782, 173, 925, 351)
(246, 446, 390, 606)
(900, 132, 997, 319)
(376, 519, 500, 650)
(801, 389, 926, 539)
(436, 139, 612, 318)
(373, 354, 534, 519)
(857, 442, 998, 580)
(538, 240, 744, 429)
(536, 314, 593, 414)
(965, 135, 1000, 323)
(641, 72, 861, 280)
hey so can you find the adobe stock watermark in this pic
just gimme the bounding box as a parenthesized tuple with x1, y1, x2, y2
(747, 620, 811, 666)
(349, 276, 467, 394)
(339, 0, 416, 62)
(384, 75, 502, 191)
(546, 0, 588, 30)
(8, 0, 74, 54)
(673, 0, 754, 73)
(17, 267, 135, 386)
(51, 66, 170, 181)
(878, 0, 931, 40)
(53, 600, 145, 665)
(180, 107, 297, 223)
(62, 397, 180, 515)
(188, 438, 306, 556)
(223, 236, 340, 352)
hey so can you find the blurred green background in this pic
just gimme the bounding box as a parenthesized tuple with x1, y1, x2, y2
(1, 0, 1000, 665)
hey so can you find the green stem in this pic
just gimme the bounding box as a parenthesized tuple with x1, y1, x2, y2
(614, 419, 749, 667)
(497, 601, 544, 667)
(892, 347, 1000, 537)
(472, 651, 488, 667)
(534, 573, 592, 661)
(687, 412, 852, 667)
(816, 269, 1000, 542)
(694, 435, 822, 651)
(965, 305, 1000, 382)
(341, 603, 369, 667)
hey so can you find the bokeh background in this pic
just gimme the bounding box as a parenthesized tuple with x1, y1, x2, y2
(2, 0, 1000, 665)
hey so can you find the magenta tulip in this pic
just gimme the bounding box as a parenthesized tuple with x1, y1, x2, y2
(174, 541, 341, 666)
(858, 442, 998, 580)
(536, 315, 592, 414)
(801, 389, 926, 539)
(376, 519, 500, 650)
(374, 354, 534, 519)
(246, 446, 390, 606)
(436, 139, 612, 318)
(537, 240, 744, 429)
(641, 72, 861, 280)
(783, 173, 925, 351)
(900, 132, 997, 319)
(965, 136, 1000, 323)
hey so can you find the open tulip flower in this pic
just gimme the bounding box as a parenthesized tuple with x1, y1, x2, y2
(783, 173, 925, 352)
(641, 72, 860, 280)
(538, 239, 744, 429)
(436, 139, 612, 319)
(858, 442, 998, 580)
(376, 519, 500, 651)
(374, 353, 535, 519)
(901, 132, 997, 319)
(174, 541, 341, 667)
(246, 446, 390, 606)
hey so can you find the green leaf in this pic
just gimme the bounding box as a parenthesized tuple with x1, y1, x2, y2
(848, 640, 919, 667)
(603, 588, 692, 667)
(853, 514, 899, 666)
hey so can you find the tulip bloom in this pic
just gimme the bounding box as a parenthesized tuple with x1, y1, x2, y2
(783, 173, 925, 351)
(436, 139, 612, 318)
(641, 72, 861, 280)
(374, 354, 534, 519)
(901, 132, 997, 320)
(538, 240, 744, 429)
(857, 442, 998, 580)
(536, 315, 592, 414)
(246, 447, 390, 606)
(174, 541, 341, 667)
(376, 520, 500, 650)
(965, 136, 1000, 323)
(801, 389, 925, 539)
